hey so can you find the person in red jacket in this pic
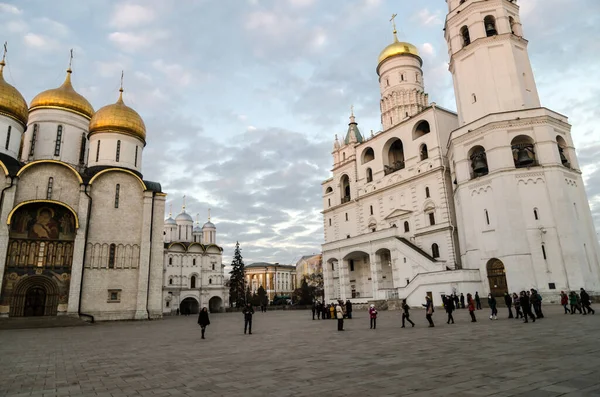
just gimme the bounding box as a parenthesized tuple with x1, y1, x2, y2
(560, 291, 570, 314)
(467, 293, 477, 322)
(369, 304, 378, 329)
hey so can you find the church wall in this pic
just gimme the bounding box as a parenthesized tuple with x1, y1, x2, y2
(88, 133, 144, 173)
(23, 109, 90, 169)
(147, 193, 165, 319)
(0, 116, 25, 159)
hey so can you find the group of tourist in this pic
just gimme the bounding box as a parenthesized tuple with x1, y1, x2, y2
(311, 300, 354, 321)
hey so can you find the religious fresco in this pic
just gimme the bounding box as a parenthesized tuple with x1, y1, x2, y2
(10, 203, 76, 241)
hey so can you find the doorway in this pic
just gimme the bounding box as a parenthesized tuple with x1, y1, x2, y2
(24, 286, 46, 317)
(179, 297, 199, 315)
(487, 259, 508, 297)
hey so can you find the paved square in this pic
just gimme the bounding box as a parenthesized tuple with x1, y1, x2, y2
(1, 306, 600, 397)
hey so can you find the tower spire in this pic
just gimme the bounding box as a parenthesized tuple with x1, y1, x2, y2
(0, 41, 7, 73)
(169, 203, 172, 217)
(196, 213, 200, 225)
(117, 70, 124, 104)
(349, 105, 356, 124)
(390, 13, 399, 42)
(182, 195, 186, 211)
(208, 208, 211, 222)
(68, 48, 73, 72)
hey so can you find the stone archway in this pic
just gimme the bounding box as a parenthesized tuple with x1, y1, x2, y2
(10, 275, 59, 317)
(486, 258, 508, 297)
(180, 297, 199, 315)
(209, 296, 223, 313)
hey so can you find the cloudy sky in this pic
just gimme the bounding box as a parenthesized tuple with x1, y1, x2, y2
(1, 0, 599, 266)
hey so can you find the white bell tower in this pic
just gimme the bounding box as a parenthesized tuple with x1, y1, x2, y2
(446, 0, 600, 297)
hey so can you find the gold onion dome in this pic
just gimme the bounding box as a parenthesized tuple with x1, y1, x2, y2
(89, 88, 146, 142)
(29, 69, 94, 119)
(0, 59, 28, 127)
(378, 30, 420, 65)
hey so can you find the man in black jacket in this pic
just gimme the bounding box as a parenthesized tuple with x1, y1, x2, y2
(504, 292, 514, 318)
(242, 303, 254, 334)
(580, 288, 595, 315)
(345, 300, 353, 319)
(460, 293, 465, 309)
(519, 291, 535, 323)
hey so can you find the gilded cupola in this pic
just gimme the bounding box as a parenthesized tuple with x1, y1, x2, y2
(29, 68, 94, 119)
(377, 16, 420, 69)
(89, 87, 146, 142)
(0, 49, 28, 127)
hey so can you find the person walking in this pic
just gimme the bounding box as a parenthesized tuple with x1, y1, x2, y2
(560, 291, 570, 314)
(346, 300, 353, 319)
(312, 302, 316, 320)
(460, 293, 465, 309)
(519, 291, 535, 323)
(197, 307, 210, 339)
(423, 295, 435, 327)
(243, 303, 254, 334)
(569, 291, 582, 314)
(475, 292, 482, 310)
(453, 294, 460, 310)
(488, 294, 498, 320)
(329, 303, 335, 320)
(401, 299, 415, 328)
(467, 293, 477, 322)
(513, 293, 523, 319)
(580, 288, 595, 315)
(336, 301, 345, 331)
(531, 289, 544, 319)
(504, 292, 514, 318)
(316, 302, 322, 319)
(369, 304, 378, 329)
(445, 295, 455, 324)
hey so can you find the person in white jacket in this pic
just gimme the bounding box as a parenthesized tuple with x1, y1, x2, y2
(336, 301, 345, 331)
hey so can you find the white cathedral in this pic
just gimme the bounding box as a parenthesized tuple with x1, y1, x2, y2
(322, 0, 600, 306)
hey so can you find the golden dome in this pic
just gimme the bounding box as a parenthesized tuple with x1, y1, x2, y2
(89, 89, 146, 142)
(378, 32, 420, 65)
(0, 60, 28, 127)
(29, 69, 94, 119)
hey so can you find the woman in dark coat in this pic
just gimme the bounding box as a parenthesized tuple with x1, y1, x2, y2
(198, 307, 210, 339)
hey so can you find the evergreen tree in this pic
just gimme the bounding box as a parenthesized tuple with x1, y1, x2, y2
(228, 241, 246, 307)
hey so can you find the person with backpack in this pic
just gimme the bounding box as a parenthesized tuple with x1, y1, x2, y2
(530, 289, 544, 319)
(569, 291, 582, 314)
(503, 292, 513, 318)
(560, 291, 570, 314)
(488, 293, 498, 320)
(467, 293, 477, 322)
(401, 299, 415, 328)
(580, 288, 595, 315)
(423, 295, 435, 327)
(513, 293, 523, 319)
(369, 304, 378, 329)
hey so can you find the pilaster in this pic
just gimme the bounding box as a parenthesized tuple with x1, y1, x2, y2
(0, 176, 16, 317)
(67, 186, 89, 315)
(134, 191, 154, 319)
(147, 193, 166, 319)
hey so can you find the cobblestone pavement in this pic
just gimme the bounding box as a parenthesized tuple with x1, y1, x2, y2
(1, 305, 600, 397)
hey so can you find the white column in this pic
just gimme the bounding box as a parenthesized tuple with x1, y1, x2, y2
(134, 192, 154, 319)
(147, 193, 166, 319)
(67, 187, 89, 316)
(0, 177, 16, 317)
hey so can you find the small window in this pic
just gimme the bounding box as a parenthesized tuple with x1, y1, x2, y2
(116, 140, 121, 162)
(400, 73, 405, 81)
(472, 93, 477, 103)
(134, 146, 138, 167)
(349, 260, 355, 272)
(96, 140, 101, 162)
(432, 243, 440, 259)
(366, 167, 373, 183)
(5, 125, 11, 150)
(29, 124, 38, 157)
(169, 278, 173, 285)
(46, 177, 53, 200)
(485, 209, 490, 225)
(404, 221, 410, 233)
(484, 15, 498, 37)
(329, 219, 332, 226)
(193, 258, 196, 266)
(548, 283, 556, 290)
(191, 276, 196, 289)
(370, 205, 374, 216)
(420, 144, 428, 160)
(461, 25, 471, 47)
(345, 213, 348, 221)
(79, 133, 86, 164)
(542, 245, 547, 260)
(169, 257, 173, 265)
(166, 301, 170, 307)
(107, 290, 121, 302)
(416, 73, 420, 83)
(331, 262, 335, 271)
(429, 213, 435, 226)
(108, 244, 116, 268)
(385, 78, 389, 87)
(212, 263, 215, 271)
(54, 125, 63, 156)
(425, 187, 430, 198)
(328, 198, 331, 207)
(534, 208, 539, 220)
(114, 184, 120, 208)
(209, 278, 212, 284)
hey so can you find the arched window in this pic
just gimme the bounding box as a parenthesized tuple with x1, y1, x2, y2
(485, 209, 490, 225)
(79, 133, 86, 164)
(108, 244, 116, 269)
(114, 184, 120, 208)
(384, 139, 405, 175)
(96, 140, 101, 162)
(169, 257, 173, 265)
(46, 177, 53, 200)
(5, 125, 11, 150)
(509, 16, 516, 35)
(420, 144, 428, 161)
(413, 121, 431, 140)
(366, 168, 373, 183)
(116, 140, 121, 162)
(209, 278, 212, 284)
(468, 145, 489, 178)
(29, 124, 38, 157)
(511, 135, 536, 168)
(331, 262, 335, 271)
(556, 136, 570, 167)
(343, 152, 346, 161)
(329, 218, 332, 226)
(370, 205, 374, 216)
(134, 146, 138, 167)
(400, 73, 405, 81)
(362, 147, 375, 164)
(212, 263, 215, 271)
(193, 258, 196, 266)
(328, 198, 331, 207)
(460, 26, 471, 47)
(429, 213, 436, 226)
(345, 213, 348, 221)
(425, 187, 430, 198)
(191, 276, 196, 289)
(169, 278, 173, 285)
(325, 186, 333, 194)
(432, 243, 440, 259)
(533, 208, 539, 220)
(341, 175, 351, 203)
(484, 15, 498, 37)
(54, 125, 62, 156)
(404, 221, 410, 233)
